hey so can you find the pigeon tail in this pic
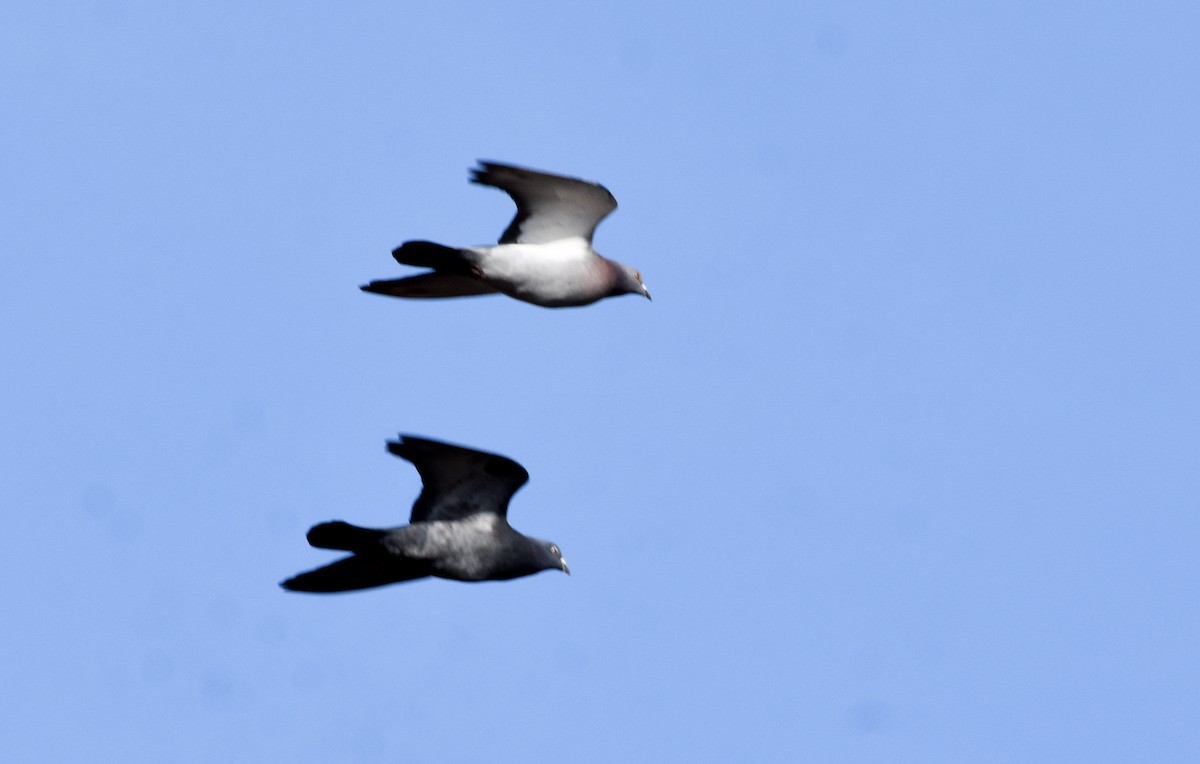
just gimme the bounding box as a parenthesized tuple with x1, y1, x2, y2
(306, 521, 384, 552)
(391, 241, 471, 271)
(280, 555, 428, 593)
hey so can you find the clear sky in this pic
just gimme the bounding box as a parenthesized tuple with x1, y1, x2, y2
(4, 2, 1199, 761)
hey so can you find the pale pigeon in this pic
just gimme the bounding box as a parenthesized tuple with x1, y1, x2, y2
(361, 161, 651, 308)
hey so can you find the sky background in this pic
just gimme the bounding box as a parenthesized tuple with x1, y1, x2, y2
(3, 1, 1199, 761)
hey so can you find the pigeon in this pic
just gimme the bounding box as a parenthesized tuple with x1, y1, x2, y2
(361, 161, 651, 308)
(280, 435, 569, 593)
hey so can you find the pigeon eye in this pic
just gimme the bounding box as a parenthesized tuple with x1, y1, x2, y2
(550, 544, 560, 556)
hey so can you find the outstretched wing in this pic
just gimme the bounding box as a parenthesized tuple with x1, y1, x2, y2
(387, 435, 530, 523)
(280, 554, 429, 593)
(470, 161, 618, 245)
(360, 272, 499, 299)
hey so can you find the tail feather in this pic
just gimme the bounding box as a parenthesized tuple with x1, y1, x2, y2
(360, 272, 498, 299)
(306, 521, 384, 552)
(280, 555, 428, 593)
(391, 240, 470, 270)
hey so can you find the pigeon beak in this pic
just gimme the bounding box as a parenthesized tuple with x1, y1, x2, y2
(560, 558, 571, 575)
(641, 284, 652, 301)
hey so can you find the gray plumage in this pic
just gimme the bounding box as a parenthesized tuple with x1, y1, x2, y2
(361, 161, 651, 308)
(280, 435, 569, 593)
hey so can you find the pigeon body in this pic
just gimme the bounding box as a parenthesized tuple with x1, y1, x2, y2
(361, 161, 650, 308)
(281, 435, 569, 593)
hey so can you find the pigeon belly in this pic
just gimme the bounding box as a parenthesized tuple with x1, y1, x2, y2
(387, 515, 508, 582)
(469, 239, 610, 307)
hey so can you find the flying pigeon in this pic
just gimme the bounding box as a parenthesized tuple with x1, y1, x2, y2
(280, 435, 569, 593)
(361, 161, 651, 308)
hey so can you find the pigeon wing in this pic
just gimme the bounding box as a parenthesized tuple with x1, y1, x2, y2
(471, 161, 618, 245)
(360, 272, 499, 299)
(387, 435, 529, 523)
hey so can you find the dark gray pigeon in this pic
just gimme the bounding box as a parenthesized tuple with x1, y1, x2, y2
(280, 435, 569, 593)
(361, 161, 651, 308)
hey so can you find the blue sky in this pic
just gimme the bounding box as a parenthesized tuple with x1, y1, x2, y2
(4, 2, 1199, 761)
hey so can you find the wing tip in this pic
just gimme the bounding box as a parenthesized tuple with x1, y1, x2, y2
(469, 160, 614, 202)
(360, 280, 414, 298)
(386, 438, 409, 460)
(387, 435, 528, 482)
(469, 160, 499, 186)
(469, 160, 541, 186)
(387, 434, 438, 460)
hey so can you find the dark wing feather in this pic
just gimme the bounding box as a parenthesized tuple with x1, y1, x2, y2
(360, 273, 499, 299)
(279, 555, 429, 593)
(387, 435, 529, 523)
(470, 161, 618, 245)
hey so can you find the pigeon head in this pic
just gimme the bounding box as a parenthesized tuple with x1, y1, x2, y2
(537, 540, 571, 575)
(610, 262, 652, 301)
